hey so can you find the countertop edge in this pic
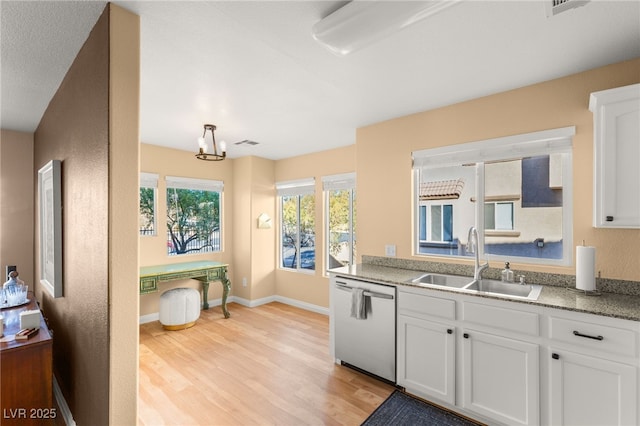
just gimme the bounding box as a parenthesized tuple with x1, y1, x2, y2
(330, 265, 640, 323)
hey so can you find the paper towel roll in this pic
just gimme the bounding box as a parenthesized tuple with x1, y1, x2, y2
(576, 246, 596, 291)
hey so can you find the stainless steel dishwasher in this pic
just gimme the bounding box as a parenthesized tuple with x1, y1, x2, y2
(333, 276, 396, 382)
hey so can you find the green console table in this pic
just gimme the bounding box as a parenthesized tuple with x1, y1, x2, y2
(139, 260, 231, 318)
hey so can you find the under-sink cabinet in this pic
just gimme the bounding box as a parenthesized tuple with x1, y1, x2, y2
(461, 329, 539, 425)
(396, 285, 640, 426)
(397, 286, 540, 425)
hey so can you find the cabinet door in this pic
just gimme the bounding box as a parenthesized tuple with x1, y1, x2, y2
(462, 329, 539, 426)
(397, 315, 455, 405)
(591, 84, 640, 228)
(549, 349, 637, 426)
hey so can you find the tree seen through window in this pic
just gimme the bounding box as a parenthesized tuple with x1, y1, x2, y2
(166, 187, 221, 255)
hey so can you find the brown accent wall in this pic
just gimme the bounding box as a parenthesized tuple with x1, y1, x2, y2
(33, 6, 110, 424)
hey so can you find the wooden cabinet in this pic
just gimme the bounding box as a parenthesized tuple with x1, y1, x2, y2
(1, 297, 54, 425)
(589, 83, 640, 228)
(462, 329, 539, 426)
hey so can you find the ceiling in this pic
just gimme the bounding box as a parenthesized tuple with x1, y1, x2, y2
(2, 1, 639, 160)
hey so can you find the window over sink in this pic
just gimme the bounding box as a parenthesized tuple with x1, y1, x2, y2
(413, 126, 574, 266)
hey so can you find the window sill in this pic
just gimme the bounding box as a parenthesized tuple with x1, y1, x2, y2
(485, 230, 521, 238)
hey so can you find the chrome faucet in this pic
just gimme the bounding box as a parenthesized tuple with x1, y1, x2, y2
(466, 227, 489, 281)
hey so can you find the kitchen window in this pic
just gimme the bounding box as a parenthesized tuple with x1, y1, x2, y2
(413, 126, 574, 266)
(165, 176, 223, 256)
(139, 172, 158, 236)
(277, 178, 315, 271)
(323, 173, 356, 270)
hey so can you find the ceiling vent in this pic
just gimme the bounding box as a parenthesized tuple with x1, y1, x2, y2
(546, 0, 589, 17)
(235, 140, 259, 146)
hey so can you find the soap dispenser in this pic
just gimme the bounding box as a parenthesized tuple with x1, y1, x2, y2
(501, 262, 514, 283)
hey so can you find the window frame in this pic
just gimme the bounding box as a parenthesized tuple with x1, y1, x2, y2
(413, 126, 574, 266)
(323, 173, 356, 273)
(139, 172, 158, 236)
(277, 178, 316, 273)
(424, 203, 453, 243)
(165, 175, 224, 256)
(485, 201, 514, 231)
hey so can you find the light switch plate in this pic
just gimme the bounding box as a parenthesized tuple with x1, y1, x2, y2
(385, 245, 396, 257)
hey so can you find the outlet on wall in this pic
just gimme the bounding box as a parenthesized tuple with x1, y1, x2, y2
(242, 277, 247, 287)
(385, 245, 396, 257)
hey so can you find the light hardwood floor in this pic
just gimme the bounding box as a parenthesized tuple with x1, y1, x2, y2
(138, 302, 395, 425)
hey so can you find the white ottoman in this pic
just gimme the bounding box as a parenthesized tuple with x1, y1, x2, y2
(159, 288, 201, 330)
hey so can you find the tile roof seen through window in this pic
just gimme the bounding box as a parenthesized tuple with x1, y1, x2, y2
(420, 179, 465, 200)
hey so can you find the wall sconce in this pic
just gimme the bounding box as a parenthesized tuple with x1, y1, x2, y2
(257, 213, 272, 229)
(196, 124, 226, 161)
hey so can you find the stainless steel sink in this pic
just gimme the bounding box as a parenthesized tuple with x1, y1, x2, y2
(408, 273, 472, 288)
(406, 273, 543, 301)
(463, 279, 542, 301)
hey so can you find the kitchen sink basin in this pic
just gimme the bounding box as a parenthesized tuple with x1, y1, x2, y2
(408, 273, 472, 288)
(463, 279, 542, 301)
(406, 273, 543, 301)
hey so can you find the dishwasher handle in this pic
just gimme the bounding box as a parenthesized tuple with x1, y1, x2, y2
(335, 282, 394, 300)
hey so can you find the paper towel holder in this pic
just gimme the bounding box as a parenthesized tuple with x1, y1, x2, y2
(569, 257, 601, 296)
(568, 287, 601, 296)
(569, 242, 602, 296)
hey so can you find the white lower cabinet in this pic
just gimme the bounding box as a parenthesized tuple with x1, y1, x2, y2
(462, 329, 539, 426)
(397, 286, 639, 426)
(547, 311, 639, 426)
(397, 315, 455, 405)
(397, 287, 540, 425)
(549, 348, 637, 426)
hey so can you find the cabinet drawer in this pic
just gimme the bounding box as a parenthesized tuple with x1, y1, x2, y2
(398, 291, 455, 321)
(463, 301, 539, 336)
(549, 316, 638, 357)
(207, 267, 224, 281)
(140, 277, 158, 293)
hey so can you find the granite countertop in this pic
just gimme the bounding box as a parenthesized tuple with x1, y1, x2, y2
(330, 263, 640, 322)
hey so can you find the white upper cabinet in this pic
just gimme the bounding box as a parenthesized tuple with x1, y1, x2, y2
(589, 83, 640, 228)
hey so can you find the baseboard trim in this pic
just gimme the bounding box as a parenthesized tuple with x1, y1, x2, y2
(231, 295, 276, 308)
(273, 295, 329, 316)
(209, 295, 328, 315)
(53, 375, 76, 426)
(139, 312, 159, 324)
(140, 295, 328, 323)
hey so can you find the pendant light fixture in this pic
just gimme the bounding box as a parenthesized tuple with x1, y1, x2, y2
(196, 124, 226, 161)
